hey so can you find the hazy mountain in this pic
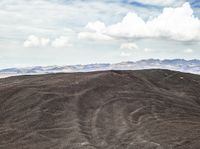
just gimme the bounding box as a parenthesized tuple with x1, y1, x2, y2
(0, 59, 200, 78)
(1, 69, 200, 148)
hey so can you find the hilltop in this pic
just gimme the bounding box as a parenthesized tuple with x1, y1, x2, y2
(0, 69, 200, 149)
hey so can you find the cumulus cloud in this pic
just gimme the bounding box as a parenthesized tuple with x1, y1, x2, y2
(24, 35, 72, 48)
(82, 3, 200, 41)
(86, 21, 106, 32)
(23, 35, 50, 48)
(52, 36, 72, 48)
(78, 21, 113, 41)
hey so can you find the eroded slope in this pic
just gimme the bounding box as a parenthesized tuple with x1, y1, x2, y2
(0, 70, 200, 149)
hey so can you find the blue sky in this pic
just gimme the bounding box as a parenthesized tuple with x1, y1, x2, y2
(0, 0, 200, 68)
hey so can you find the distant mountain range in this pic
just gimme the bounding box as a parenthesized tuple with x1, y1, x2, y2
(1, 59, 200, 78)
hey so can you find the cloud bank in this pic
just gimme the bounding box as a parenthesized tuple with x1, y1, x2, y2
(81, 3, 200, 41)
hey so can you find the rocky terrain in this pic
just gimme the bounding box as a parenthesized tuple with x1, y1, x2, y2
(0, 69, 200, 149)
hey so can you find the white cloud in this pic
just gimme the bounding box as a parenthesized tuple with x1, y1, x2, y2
(52, 36, 72, 48)
(23, 35, 40, 48)
(86, 21, 106, 32)
(24, 35, 71, 48)
(184, 49, 193, 53)
(145, 2, 200, 41)
(120, 43, 138, 50)
(78, 21, 113, 41)
(84, 3, 200, 41)
(23, 35, 50, 48)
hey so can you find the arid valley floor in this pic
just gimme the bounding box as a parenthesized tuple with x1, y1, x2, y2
(0, 69, 200, 149)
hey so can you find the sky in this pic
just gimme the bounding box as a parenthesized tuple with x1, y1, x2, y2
(0, 0, 200, 68)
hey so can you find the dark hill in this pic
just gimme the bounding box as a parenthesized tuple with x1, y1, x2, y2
(0, 69, 200, 149)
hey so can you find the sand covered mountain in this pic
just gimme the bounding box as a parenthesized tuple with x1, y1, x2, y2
(1, 59, 200, 78)
(0, 69, 200, 149)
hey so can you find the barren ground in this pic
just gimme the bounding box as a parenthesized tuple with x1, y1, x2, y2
(0, 69, 200, 149)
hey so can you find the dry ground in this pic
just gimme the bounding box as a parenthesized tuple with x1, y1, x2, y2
(0, 69, 200, 149)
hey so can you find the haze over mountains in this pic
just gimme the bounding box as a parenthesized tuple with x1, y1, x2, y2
(1, 69, 200, 148)
(1, 59, 200, 78)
